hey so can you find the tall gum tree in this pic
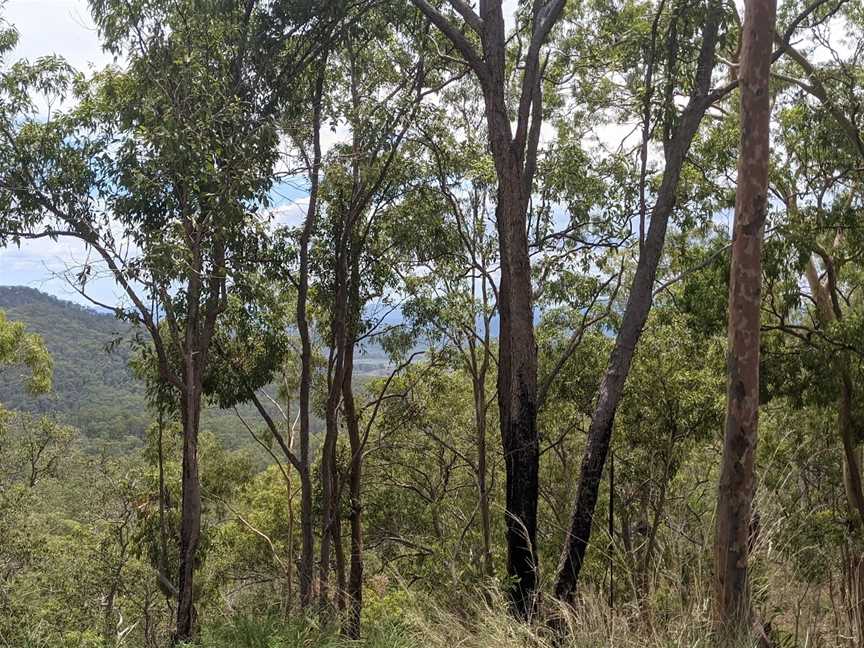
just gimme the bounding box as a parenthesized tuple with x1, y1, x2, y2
(0, 0, 336, 639)
(713, 0, 776, 635)
(312, 7, 433, 629)
(554, 0, 728, 602)
(408, 0, 567, 616)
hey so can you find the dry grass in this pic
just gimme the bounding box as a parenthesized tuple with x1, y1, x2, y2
(400, 585, 763, 648)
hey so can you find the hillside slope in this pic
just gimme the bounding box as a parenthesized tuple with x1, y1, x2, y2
(0, 286, 264, 451)
(0, 286, 149, 443)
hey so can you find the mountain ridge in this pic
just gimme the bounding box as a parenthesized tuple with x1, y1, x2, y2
(0, 285, 148, 444)
(0, 286, 259, 451)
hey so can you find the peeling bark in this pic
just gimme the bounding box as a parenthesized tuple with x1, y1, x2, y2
(713, 0, 776, 633)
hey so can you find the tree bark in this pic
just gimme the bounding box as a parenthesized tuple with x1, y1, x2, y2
(554, 0, 723, 603)
(296, 62, 326, 610)
(713, 0, 775, 633)
(493, 172, 539, 616)
(319, 220, 351, 613)
(343, 343, 363, 639)
(155, 411, 177, 605)
(481, 8, 541, 612)
(175, 382, 202, 642)
(319, 373, 341, 613)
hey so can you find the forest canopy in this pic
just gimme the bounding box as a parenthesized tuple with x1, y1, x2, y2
(0, 0, 862, 646)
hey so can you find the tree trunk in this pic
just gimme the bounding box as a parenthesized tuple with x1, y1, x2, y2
(319, 390, 340, 612)
(334, 259, 361, 622)
(553, 0, 722, 602)
(409, 0, 567, 617)
(343, 344, 363, 639)
(296, 63, 326, 610)
(492, 169, 539, 616)
(713, 0, 775, 633)
(474, 372, 494, 578)
(333, 498, 347, 612)
(156, 412, 174, 602)
(175, 383, 202, 642)
(297, 462, 314, 607)
(320, 239, 351, 613)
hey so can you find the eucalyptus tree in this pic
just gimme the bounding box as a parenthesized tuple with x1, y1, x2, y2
(405, 0, 568, 614)
(713, 0, 776, 634)
(310, 8, 437, 633)
(761, 65, 864, 639)
(554, 0, 731, 602)
(284, 58, 328, 611)
(0, 0, 338, 639)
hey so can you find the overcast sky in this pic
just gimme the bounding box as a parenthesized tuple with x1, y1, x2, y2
(0, 1, 119, 306)
(0, 1, 313, 306)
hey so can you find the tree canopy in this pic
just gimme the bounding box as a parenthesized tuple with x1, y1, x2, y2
(0, 0, 863, 645)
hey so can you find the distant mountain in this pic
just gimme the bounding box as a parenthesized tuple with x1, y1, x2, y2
(0, 286, 149, 445)
(0, 287, 263, 452)
(0, 286, 407, 456)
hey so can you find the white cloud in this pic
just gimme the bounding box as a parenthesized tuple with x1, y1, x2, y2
(271, 198, 311, 229)
(0, 235, 128, 307)
(5, 0, 111, 71)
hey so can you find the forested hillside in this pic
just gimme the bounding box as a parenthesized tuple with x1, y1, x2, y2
(0, 286, 147, 442)
(0, 286, 334, 452)
(0, 0, 862, 647)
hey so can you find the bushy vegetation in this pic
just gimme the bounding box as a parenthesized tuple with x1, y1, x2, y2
(0, 0, 863, 646)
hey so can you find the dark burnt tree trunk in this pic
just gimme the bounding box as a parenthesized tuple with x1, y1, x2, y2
(554, 0, 724, 603)
(713, 0, 775, 634)
(410, 0, 566, 616)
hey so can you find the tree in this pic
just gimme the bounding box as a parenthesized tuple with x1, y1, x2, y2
(555, 0, 728, 602)
(311, 23, 429, 625)
(290, 57, 328, 613)
(408, 0, 567, 615)
(0, 1, 304, 638)
(0, 311, 52, 398)
(713, 0, 776, 635)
